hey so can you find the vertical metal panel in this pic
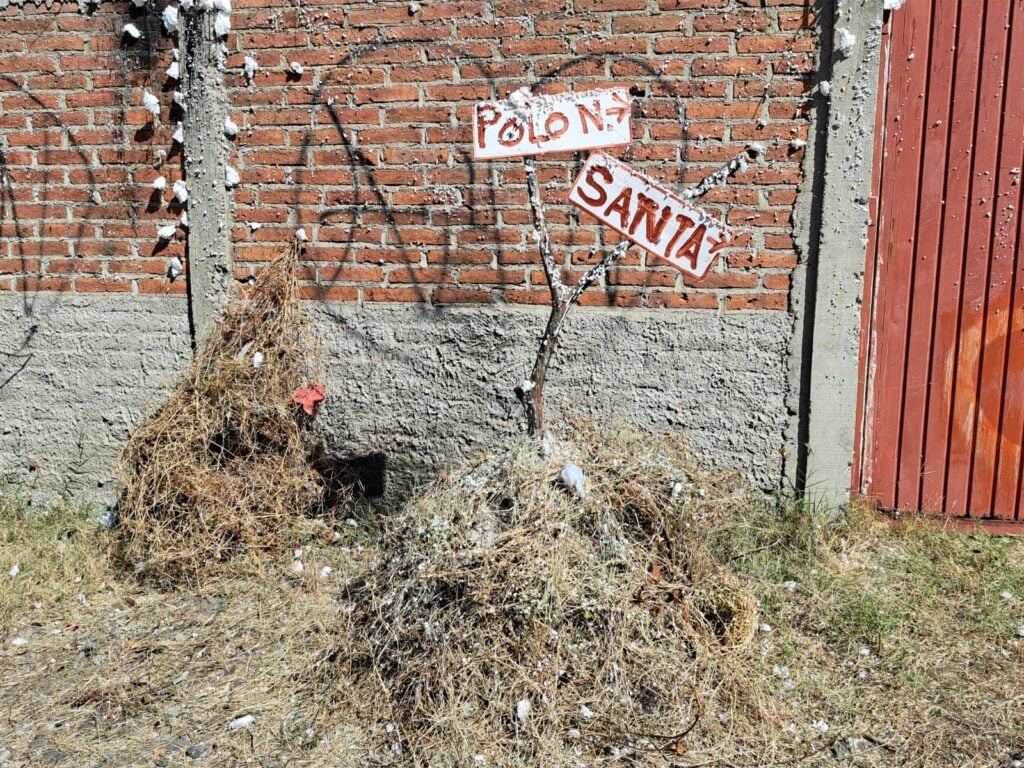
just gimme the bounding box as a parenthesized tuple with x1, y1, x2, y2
(860, 0, 1024, 524)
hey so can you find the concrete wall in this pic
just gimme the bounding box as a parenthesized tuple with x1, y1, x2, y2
(0, 293, 191, 505)
(0, 294, 791, 505)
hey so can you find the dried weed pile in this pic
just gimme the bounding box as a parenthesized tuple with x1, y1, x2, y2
(116, 244, 325, 584)
(337, 423, 782, 766)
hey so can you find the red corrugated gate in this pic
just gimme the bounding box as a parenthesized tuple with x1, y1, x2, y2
(856, 0, 1024, 528)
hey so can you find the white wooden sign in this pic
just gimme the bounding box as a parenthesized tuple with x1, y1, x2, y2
(567, 152, 733, 279)
(473, 88, 632, 160)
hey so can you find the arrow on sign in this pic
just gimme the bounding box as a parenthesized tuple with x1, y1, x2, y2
(605, 92, 630, 125)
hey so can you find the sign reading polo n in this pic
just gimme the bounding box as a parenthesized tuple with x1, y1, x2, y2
(473, 88, 633, 160)
(568, 152, 733, 279)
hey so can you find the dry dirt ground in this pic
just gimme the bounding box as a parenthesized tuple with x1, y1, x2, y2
(2, 453, 1024, 768)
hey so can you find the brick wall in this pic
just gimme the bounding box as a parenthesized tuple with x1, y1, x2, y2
(0, 0, 815, 312)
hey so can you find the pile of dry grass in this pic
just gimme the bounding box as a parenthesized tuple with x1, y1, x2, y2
(336, 421, 783, 766)
(115, 244, 325, 584)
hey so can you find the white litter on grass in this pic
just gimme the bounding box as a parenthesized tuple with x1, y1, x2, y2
(224, 165, 240, 188)
(123, 23, 142, 39)
(559, 462, 586, 499)
(143, 89, 160, 117)
(243, 56, 258, 84)
(319, 566, 333, 579)
(11, 637, 27, 647)
(162, 5, 178, 35)
(157, 225, 177, 241)
(172, 179, 188, 204)
(291, 560, 304, 574)
(836, 28, 856, 55)
(1017, 625, 1024, 638)
(783, 580, 800, 592)
(167, 256, 183, 279)
(758, 623, 773, 633)
(152, 175, 166, 190)
(172, 122, 184, 144)
(810, 719, 830, 733)
(579, 704, 594, 718)
(515, 699, 531, 723)
(294, 228, 308, 242)
(289, 61, 304, 76)
(1001, 590, 1014, 601)
(252, 351, 263, 368)
(8, 564, 19, 578)
(223, 116, 239, 137)
(228, 715, 255, 730)
(165, 60, 179, 80)
(214, 12, 231, 37)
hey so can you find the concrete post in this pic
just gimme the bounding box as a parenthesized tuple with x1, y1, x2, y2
(789, 0, 886, 503)
(179, 9, 232, 345)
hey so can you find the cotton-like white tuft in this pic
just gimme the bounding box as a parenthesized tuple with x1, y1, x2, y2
(252, 351, 264, 368)
(165, 60, 179, 80)
(214, 11, 231, 37)
(224, 165, 240, 188)
(516, 699, 531, 723)
(8, 564, 19, 578)
(172, 179, 188, 204)
(228, 715, 255, 730)
(143, 89, 160, 117)
(123, 23, 142, 39)
(223, 115, 239, 137)
(152, 175, 167, 190)
(289, 61, 303, 75)
(172, 122, 184, 144)
(559, 462, 586, 499)
(294, 228, 308, 242)
(167, 256, 183, 279)
(157, 225, 177, 241)
(291, 560, 304, 574)
(243, 56, 258, 84)
(162, 4, 178, 35)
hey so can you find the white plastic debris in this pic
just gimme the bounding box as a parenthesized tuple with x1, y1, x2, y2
(223, 116, 239, 137)
(1001, 590, 1014, 601)
(559, 462, 586, 499)
(1017, 625, 1024, 638)
(783, 580, 800, 592)
(294, 228, 308, 242)
(8, 564, 19, 578)
(252, 351, 263, 368)
(289, 61, 303, 76)
(123, 23, 142, 39)
(165, 60, 179, 80)
(579, 704, 594, 718)
(162, 4, 178, 35)
(167, 256, 183, 279)
(224, 165, 240, 188)
(758, 623, 773, 633)
(11, 637, 27, 647)
(810, 719, 830, 733)
(228, 715, 255, 730)
(319, 566, 333, 579)
(836, 28, 856, 55)
(243, 56, 258, 84)
(671, 481, 685, 497)
(152, 175, 167, 191)
(291, 560, 304, 574)
(515, 699, 531, 723)
(157, 224, 177, 241)
(172, 179, 188, 204)
(143, 89, 160, 118)
(172, 122, 184, 144)
(214, 12, 231, 37)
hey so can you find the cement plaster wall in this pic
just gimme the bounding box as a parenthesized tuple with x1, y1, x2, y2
(0, 295, 791, 506)
(0, 294, 191, 505)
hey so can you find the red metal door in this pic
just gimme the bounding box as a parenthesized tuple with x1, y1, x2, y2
(857, 0, 1024, 526)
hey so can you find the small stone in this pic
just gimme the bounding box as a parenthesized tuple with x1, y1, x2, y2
(185, 745, 209, 759)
